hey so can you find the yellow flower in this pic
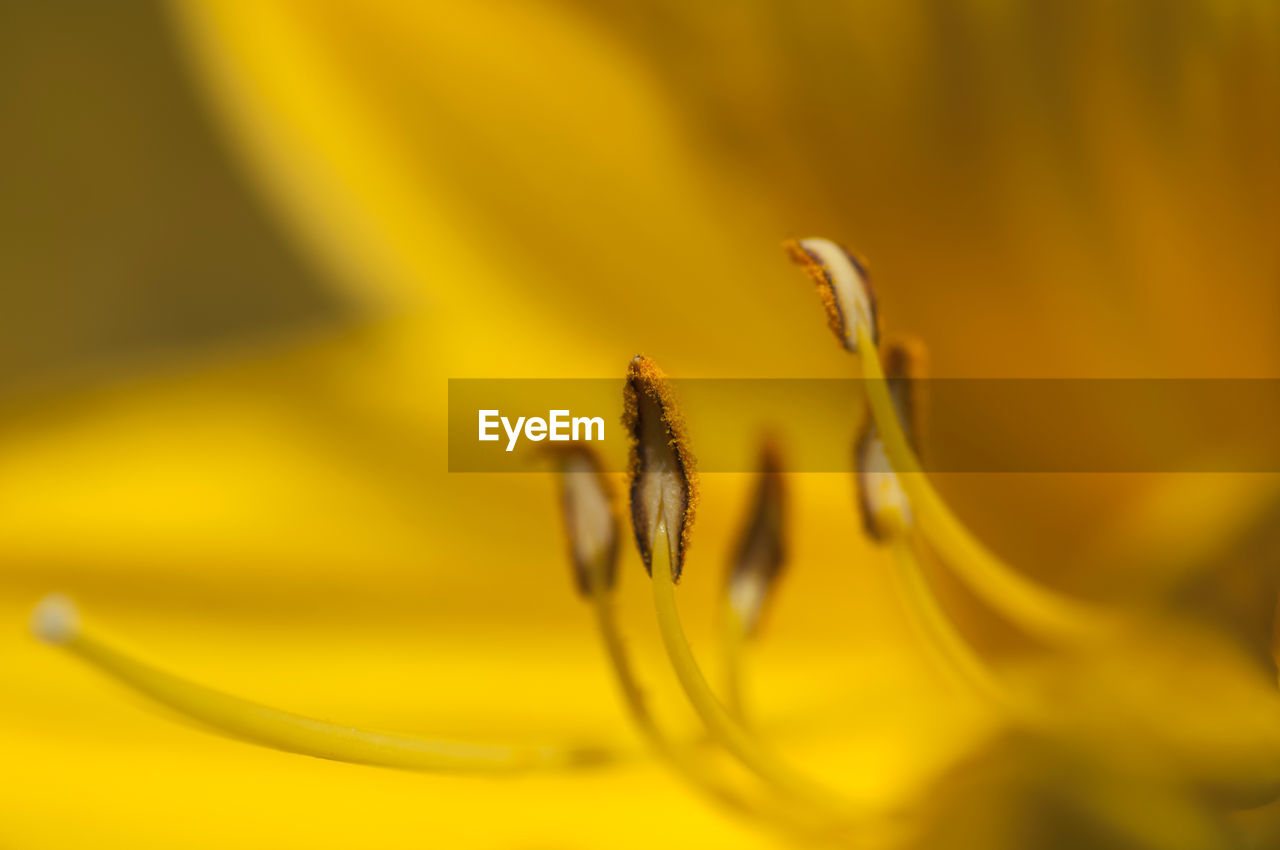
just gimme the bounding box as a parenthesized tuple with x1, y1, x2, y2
(4, 1, 1280, 847)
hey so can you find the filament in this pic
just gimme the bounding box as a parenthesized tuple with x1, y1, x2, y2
(33, 595, 603, 773)
(590, 582, 735, 791)
(888, 534, 1008, 711)
(648, 528, 866, 820)
(587, 580, 847, 843)
(855, 322, 1114, 644)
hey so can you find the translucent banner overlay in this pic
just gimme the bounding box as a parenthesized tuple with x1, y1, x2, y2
(448, 379, 1280, 472)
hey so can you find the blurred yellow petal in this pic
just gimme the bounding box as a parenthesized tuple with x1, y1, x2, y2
(6, 1, 1280, 847)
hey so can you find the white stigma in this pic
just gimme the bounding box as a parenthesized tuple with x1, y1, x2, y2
(31, 594, 81, 645)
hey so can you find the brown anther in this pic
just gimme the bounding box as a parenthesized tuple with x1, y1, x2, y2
(623, 355, 698, 580)
(550, 444, 620, 595)
(725, 439, 787, 635)
(784, 237, 880, 352)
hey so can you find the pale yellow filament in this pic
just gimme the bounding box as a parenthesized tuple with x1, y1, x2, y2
(590, 583, 745, 802)
(856, 322, 1114, 645)
(587, 578, 849, 843)
(36, 597, 601, 773)
(648, 529, 869, 821)
(887, 533, 1008, 711)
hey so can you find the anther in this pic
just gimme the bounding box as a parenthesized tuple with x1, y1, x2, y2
(725, 440, 788, 635)
(549, 445, 620, 595)
(856, 338, 927, 542)
(784, 237, 880, 352)
(623, 355, 697, 580)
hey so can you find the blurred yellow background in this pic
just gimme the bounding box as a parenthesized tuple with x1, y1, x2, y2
(2, 1, 1279, 847)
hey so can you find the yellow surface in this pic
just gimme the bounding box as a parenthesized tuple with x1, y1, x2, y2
(3, 1, 1280, 847)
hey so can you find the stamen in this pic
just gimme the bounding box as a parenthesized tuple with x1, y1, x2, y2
(624, 355, 697, 579)
(549, 447, 844, 840)
(32, 595, 604, 773)
(784, 237, 1114, 643)
(724, 439, 788, 637)
(855, 339, 926, 541)
(581, 544, 832, 838)
(649, 525, 863, 817)
(784, 237, 880, 352)
(722, 439, 788, 721)
(551, 445, 620, 595)
(856, 324, 1115, 644)
(846, 345, 1018, 712)
(883, 529, 1010, 711)
(621, 359, 867, 819)
(849, 347, 1018, 711)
